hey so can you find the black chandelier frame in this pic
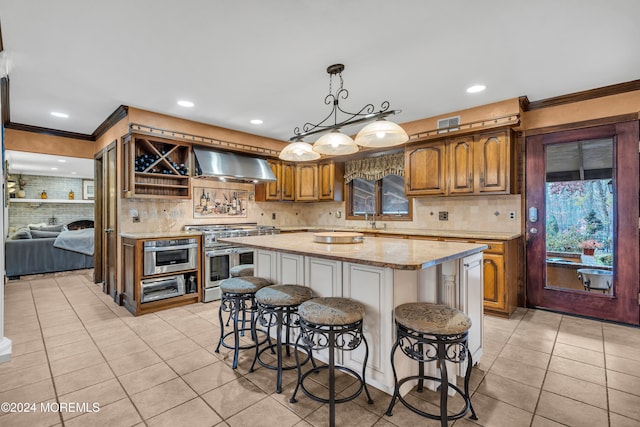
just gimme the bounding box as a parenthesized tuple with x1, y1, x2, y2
(289, 63, 401, 142)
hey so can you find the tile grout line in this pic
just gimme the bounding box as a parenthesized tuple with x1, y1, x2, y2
(52, 275, 150, 426)
(28, 277, 65, 427)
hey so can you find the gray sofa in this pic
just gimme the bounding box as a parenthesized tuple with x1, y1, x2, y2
(5, 221, 94, 278)
(5, 237, 94, 278)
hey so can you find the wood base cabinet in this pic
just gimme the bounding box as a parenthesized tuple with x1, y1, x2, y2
(408, 235, 521, 317)
(121, 236, 201, 316)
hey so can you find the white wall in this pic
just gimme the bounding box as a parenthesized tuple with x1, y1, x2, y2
(1, 123, 13, 363)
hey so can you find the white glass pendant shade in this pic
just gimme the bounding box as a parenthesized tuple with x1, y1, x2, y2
(355, 119, 409, 148)
(313, 130, 359, 155)
(279, 141, 321, 161)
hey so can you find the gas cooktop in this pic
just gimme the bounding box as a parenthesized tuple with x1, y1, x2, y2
(184, 223, 280, 247)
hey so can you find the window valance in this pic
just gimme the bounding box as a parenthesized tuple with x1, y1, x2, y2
(344, 153, 405, 183)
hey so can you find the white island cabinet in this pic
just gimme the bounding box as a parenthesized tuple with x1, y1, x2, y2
(222, 233, 486, 395)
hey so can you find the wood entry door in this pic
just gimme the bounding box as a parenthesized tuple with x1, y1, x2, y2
(95, 141, 118, 299)
(525, 121, 639, 324)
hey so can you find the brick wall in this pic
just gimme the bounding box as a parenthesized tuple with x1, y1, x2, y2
(7, 174, 95, 232)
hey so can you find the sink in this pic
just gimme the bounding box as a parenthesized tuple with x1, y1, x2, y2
(577, 268, 612, 291)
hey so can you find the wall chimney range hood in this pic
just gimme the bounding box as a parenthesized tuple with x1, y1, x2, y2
(192, 147, 276, 183)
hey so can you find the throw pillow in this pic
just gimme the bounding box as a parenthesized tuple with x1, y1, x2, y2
(29, 224, 65, 232)
(30, 230, 61, 238)
(9, 229, 32, 239)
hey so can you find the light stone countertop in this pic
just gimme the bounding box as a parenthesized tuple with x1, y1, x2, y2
(277, 226, 521, 241)
(120, 231, 203, 239)
(219, 232, 487, 270)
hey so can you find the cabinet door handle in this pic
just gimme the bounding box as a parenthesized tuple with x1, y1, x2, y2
(468, 173, 473, 183)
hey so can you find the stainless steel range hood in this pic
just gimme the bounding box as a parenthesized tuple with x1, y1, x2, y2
(193, 147, 276, 183)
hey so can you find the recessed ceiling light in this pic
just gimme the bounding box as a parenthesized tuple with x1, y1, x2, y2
(50, 111, 69, 118)
(250, 119, 263, 125)
(71, 172, 77, 175)
(466, 85, 486, 94)
(58, 159, 66, 163)
(51, 167, 58, 171)
(177, 100, 194, 107)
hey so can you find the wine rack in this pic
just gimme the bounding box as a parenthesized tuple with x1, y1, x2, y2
(123, 134, 192, 199)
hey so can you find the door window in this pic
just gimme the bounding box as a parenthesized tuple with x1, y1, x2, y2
(545, 139, 614, 294)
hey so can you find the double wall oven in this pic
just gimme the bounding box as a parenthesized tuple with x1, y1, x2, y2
(184, 224, 279, 302)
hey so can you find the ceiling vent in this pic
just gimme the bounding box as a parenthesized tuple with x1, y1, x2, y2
(437, 116, 460, 134)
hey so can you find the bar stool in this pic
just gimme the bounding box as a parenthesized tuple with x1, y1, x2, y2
(250, 284, 315, 393)
(290, 297, 373, 427)
(230, 264, 254, 277)
(385, 303, 477, 426)
(215, 276, 271, 369)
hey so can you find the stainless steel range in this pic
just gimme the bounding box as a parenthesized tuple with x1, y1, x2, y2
(184, 223, 280, 302)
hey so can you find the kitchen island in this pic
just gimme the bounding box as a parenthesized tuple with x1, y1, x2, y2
(219, 232, 487, 395)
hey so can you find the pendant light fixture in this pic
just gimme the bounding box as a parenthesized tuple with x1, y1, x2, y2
(278, 139, 321, 161)
(279, 64, 407, 161)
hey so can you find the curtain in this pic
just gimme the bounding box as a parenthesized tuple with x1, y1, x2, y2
(344, 152, 404, 183)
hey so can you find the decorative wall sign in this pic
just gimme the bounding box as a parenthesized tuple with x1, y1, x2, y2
(193, 187, 248, 218)
(82, 179, 95, 200)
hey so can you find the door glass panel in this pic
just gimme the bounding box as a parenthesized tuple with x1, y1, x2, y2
(545, 138, 614, 294)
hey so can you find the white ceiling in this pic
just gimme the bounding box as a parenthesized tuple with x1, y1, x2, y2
(5, 150, 94, 178)
(0, 1, 639, 151)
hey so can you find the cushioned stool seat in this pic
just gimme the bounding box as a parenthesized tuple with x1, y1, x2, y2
(230, 264, 254, 278)
(386, 303, 477, 426)
(215, 276, 272, 369)
(250, 285, 315, 393)
(219, 276, 269, 293)
(291, 297, 372, 427)
(297, 297, 365, 325)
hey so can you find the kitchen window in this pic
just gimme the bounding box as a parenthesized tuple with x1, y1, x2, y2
(345, 153, 411, 221)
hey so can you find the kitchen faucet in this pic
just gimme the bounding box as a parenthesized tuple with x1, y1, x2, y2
(368, 212, 377, 229)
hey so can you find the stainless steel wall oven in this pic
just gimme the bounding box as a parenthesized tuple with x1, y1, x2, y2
(204, 246, 254, 301)
(184, 224, 279, 303)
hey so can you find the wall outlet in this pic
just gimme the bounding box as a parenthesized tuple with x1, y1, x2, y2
(271, 212, 276, 220)
(508, 211, 516, 220)
(438, 211, 448, 221)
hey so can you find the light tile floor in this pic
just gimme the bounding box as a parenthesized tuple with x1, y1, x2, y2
(2, 270, 640, 426)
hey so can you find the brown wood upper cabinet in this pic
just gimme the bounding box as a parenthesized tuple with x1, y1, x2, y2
(257, 159, 295, 201)
(256, 160, 342, 202)
(295, 163, 319, 201)
(405, 141, 447, 195)
(405, 128, 516, 196)
(122, 133, 192, 199)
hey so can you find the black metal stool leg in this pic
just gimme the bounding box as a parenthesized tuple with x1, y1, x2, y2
(275, 309, 284, 393)
(438, 341, 449, 427)
(289, 333, 303, 403)
(215, 296, 226, 354)
(361, 335, 373, 404)
(465, 348, 478, 420)
(328, 328, 336, 427)
(385, 339, 400, 416)
(231, 297, 241, 369)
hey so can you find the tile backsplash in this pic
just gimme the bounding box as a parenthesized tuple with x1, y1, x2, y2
(120, 181, 521, 235)
(7, 175, 95, 232)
